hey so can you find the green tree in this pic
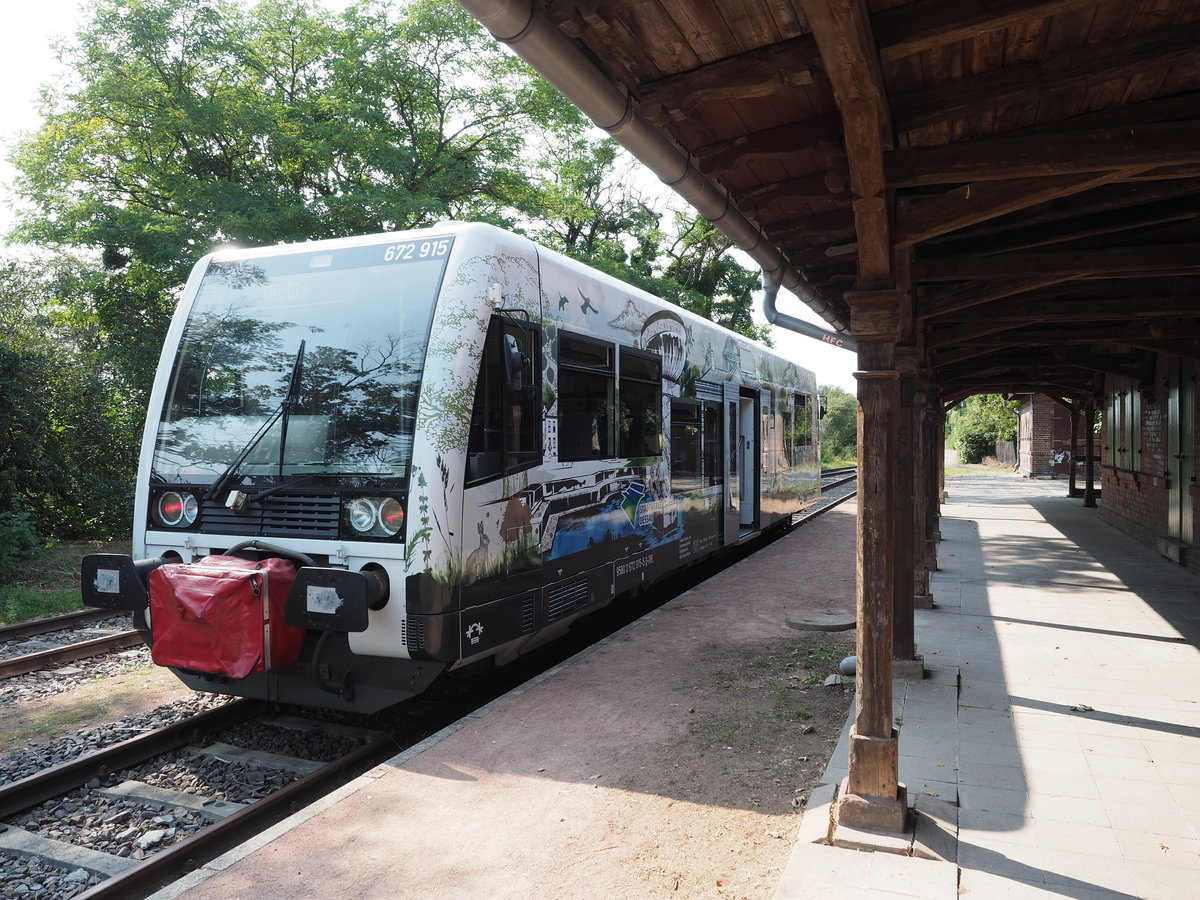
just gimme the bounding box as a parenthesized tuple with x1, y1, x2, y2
(11, 0, 581, 279)
(0, 255, 139, 540)
(948, 394, 1019, 464)
(818, 385, 857, 463)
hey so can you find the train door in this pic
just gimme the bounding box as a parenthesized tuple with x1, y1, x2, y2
(724, 393, 739, 544)
(1167, 357, 1195, 552)
(738, 389, 760, 533)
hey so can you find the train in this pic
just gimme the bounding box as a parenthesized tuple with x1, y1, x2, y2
(82, 222, 821, 711)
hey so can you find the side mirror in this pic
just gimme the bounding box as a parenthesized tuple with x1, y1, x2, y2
(504, 333, 529, 391)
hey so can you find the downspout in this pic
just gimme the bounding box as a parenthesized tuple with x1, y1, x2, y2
(456, 0, 853, 343)
(763, 269, 857, 352)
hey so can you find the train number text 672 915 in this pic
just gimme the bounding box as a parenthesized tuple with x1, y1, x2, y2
(382, 238, 451, 263)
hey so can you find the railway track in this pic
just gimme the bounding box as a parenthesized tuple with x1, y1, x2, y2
(0, 611, 143, 680)
(1, 472, 858, 897)
(0, 693, 483, 899)
(800, 466, 857, 525)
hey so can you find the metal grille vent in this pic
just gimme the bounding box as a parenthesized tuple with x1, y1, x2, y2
(200, 492, 340, 539)
(403, 617, 426, 652)
(521, 598, 536, 634)
(546, 577, 589, 623)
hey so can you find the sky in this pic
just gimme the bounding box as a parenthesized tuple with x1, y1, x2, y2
(0, 2, 858, 392)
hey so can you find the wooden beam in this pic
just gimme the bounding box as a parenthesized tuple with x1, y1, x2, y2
(872, 0, 1103, 63)
(694, 116, 843, 176)
(943, 380, 1092, 397)
(800, 0, 894, 285)
(887, 121, 1200, 187)
(938, 352, 1143, 381)
(913, 245, 1200, 281)
(927, 318, 1045, 350)
(919, 276, 1078, 319)
(636, 36, 819, 126)
(736, 172, 849, 211)
(895, 171, 1139, 248)
(930, 192, 1200, 257)
(935, 295, 1200, 326)
(939, 322, 1200, 347)
(764, 209, 858, 240)
(890, 20, 1200, 132)
(921, 178, 1200, 250)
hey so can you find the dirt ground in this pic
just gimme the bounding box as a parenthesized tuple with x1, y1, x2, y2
(4, 504, 858, 899)
(177, 503, 859, 900)
(0, 665, 193, 757)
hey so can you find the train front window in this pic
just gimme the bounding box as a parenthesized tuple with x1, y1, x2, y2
(151, 239, 452, 482)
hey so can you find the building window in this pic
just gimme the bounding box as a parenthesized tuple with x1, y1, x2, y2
(558, 333, 615, 460)
(1104, 376, 1141, 471)
(466, 315, 541, 484)
(619, 346, 662, 458)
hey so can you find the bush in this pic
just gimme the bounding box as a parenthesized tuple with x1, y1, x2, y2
(0, 511, 41, 581)
(954, 422, 994, 465)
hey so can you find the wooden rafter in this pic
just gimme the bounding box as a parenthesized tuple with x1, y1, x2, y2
(694, 116, 843, 176)
(635, 36, 819, 125)
(872, 0, 1104, 63)
(913, 245, 1200, 281)
(890, 20, 1200, 132)
(895, 171, 1142, 248)
(799, 0, 893, 285)
(887, 121, 1200, 187)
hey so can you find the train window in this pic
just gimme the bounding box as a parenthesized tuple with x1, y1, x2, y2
(702, 401, 723, 486)
(670, 400, 702, 492)
(790, 393, 814, 456)
(466, 316, 542, 485)
(619, 347, 662, 458)
(559, 333, 615, 460)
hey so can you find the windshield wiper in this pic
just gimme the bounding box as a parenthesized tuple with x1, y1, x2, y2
(205, 341, 307, 505)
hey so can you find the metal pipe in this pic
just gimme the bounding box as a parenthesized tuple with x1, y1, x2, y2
(456, 0, 853, 341)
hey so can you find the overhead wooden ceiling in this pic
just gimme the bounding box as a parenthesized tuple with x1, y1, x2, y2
(536, 0, 1200, 403)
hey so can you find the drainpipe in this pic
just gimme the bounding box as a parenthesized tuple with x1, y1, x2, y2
(762, 269, 857, 352)
(456, 0, 853, 343)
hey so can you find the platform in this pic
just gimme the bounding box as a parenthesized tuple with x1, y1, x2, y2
(779, 474, 1200, 900)
(152, 475, 1200, 900)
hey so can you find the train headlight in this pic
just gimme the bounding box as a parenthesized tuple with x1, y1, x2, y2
(379, 498, 405, 536)
(155, 491, 200, 528)
(346, 497, 378, 533)
(343, 496, 405, 539)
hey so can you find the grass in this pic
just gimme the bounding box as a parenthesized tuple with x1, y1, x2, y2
(0, 538, 128, 626)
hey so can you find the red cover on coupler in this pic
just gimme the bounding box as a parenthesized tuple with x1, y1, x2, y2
(148, 555, 306, 679)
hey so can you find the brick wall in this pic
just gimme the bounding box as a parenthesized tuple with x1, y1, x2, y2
(1018, 395, 1077, 478)
(1097, 358, 1200, 576)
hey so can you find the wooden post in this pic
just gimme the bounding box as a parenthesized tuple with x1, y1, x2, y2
(1069, 404, 1080, 497)
(839, 290, 907, 832)
(913, 376, 934, 608)
(893, 350, 917, 661)
(1084, 399, 1097, 507)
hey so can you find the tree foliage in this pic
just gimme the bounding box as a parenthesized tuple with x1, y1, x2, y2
(947, 394, 1019, 464)
(12, 0, 584, 280)
(4, 0, 780, 543)
(819, 385, 857, 463)
(0, 255, 140, 540)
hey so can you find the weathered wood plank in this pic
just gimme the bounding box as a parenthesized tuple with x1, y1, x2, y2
(872, 0, 1102, 63)
(694, 116, 843, 174)
(800, 0, 894, 284)
(886, 121, 1200, 186)
(895, 170, 1135, 247)
(913, 244, 1200, 280)
(635, 35, 819, 125)
(891, 20, 1200, 132)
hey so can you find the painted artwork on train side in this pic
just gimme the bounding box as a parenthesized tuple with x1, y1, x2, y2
(414, 240, 818, 602)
